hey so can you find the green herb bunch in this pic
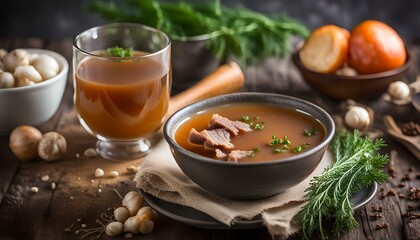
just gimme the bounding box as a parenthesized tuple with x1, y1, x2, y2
(298, 130, 389, 239)
(89, 0, 309, 65)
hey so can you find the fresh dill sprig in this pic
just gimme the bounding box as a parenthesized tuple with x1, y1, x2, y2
(298, 130, 389, 240)
(89, 0, 309, 65)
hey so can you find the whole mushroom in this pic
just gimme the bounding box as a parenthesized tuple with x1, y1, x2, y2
(9, 125, 43, 161)
(0, 72, 15, 88)
(32, 54, 60, 80)
(38, 132, 67, 161)
(14, 65, 42, 87)
(0, 49, 8, 61)
(3, 49, 30, 72)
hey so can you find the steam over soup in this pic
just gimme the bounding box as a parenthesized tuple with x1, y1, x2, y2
(174, 103, 326, 163)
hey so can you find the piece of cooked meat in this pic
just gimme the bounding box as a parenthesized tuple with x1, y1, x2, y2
(215, 149, 227, 158)
(208, 114, 252, 136)
(227, 150, 253, 162)
(188, 128, 234, 150)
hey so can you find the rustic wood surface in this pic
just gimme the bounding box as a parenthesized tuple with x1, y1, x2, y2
(0, 39, 419, 240)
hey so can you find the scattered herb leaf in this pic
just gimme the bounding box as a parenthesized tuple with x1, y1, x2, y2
(240, 115, 265, 130)
(269, 135, 291, 146)
(303, 128, 318, 137)
(298, 130, 389, 239)
(293, 142, 310, 153)
(247, 147, 261, 157)
(273, 145, 289, 153)
(252, 147, 261, 153)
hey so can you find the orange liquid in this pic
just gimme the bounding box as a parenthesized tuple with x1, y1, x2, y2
(75, 52, 170, 140)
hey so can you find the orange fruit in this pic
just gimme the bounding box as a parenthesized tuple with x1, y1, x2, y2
(299, 25, 349, 73)
(348, 20, 406, 74)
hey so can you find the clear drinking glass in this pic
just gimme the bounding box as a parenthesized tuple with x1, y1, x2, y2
(73, 23, 171, 161)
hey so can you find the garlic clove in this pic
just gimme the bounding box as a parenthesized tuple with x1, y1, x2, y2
(106, 221, 124, 237)
(114, 206, 129, 223)
(344, 106, 371, 130)
(122, 191, 145, 216)
(388, 81, 410, 100)
(123, 216, 140, 234)
(138, 220, 154, 234)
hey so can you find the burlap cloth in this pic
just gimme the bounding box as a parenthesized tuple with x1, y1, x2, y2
(135, 140, 332, 238)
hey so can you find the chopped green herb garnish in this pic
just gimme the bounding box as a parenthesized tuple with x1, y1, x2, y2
(270, 135, 292, 147)
(293, 142, 311, 153)
(105, 46, 133, 57)
(293, 145, 303, 153)
(282, 136, 291, 145)
(240, 115, 250, 122)
(303, 128, 318, 137)
(248, 147, 261, 157)
(240, 115, 265, 130)
(273, 145, 289, 153)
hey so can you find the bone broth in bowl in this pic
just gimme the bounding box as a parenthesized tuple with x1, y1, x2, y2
(164, 93, 335, 199)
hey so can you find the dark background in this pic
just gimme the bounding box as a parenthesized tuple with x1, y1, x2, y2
(1, 0, 418, 44)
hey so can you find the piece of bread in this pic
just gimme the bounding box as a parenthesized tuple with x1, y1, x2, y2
(299, 25, 349, 73)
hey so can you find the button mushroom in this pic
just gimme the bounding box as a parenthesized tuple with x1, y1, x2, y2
(0, 72, 15, 88)
(3, 49, 30, 72)
(9, 125, 43, 161)
(38, 132, 67, 161)
(0, 49, 8, 61)
(14, 65, 42, 87)
(32, 54, 60, 80)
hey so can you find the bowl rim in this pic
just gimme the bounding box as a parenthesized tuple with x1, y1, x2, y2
(164, 92, 335, 168)
(292, 48, 413, 80)
(0, 48, 69, 93)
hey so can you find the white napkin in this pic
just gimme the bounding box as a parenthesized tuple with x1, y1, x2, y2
(135, 140, 332, 238)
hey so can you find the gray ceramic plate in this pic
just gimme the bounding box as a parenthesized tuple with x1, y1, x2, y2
(139, 182, 378, 229)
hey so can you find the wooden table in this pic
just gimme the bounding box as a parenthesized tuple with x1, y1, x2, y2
(0, 39, 419, 240)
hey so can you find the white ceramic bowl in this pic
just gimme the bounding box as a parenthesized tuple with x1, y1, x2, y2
(0, 49, 68, 135)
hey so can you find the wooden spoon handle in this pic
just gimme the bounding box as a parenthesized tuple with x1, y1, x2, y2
(168, 61, 244, 116)
(383, 115, 403, 134)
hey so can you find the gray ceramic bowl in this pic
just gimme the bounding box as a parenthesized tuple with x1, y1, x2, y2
(164, 92, 335, 199)
(171, 34, 221, 93)
(0, 49, 68, 135)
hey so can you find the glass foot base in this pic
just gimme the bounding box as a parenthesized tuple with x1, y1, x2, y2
(96, 139, 151, 161)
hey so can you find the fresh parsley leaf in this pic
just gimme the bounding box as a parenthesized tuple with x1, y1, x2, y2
(106, 46, 133, 57)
